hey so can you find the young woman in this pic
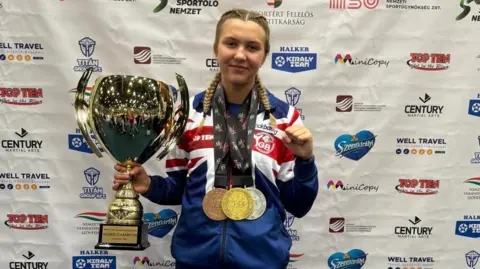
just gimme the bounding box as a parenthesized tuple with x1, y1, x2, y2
(113, 8, 319, 269)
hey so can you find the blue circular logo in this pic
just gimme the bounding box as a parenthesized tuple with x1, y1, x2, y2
(0, 54, 5, 61)
(7, 184, 13, 190)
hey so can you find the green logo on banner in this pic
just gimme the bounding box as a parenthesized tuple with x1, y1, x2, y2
(154, 0, 168, 13)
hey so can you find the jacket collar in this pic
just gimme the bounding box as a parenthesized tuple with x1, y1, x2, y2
(193, 88, 277, 114)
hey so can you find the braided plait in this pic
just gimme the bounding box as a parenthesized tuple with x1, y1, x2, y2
(255, 75, 277, 128)
(198, 72, 222, 130)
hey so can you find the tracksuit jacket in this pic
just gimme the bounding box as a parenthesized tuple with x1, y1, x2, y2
(142, 89, 319, 269)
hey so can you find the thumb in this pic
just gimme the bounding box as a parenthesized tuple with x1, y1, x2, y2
(129, 166, 143, 176)
(282, 135, 292, 144)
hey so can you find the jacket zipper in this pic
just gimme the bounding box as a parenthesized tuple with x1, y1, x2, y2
(220, 219, 227, 263)
(220, 164, 233, 263)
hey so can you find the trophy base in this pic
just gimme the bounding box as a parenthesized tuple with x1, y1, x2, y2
(95, 223, 150, 251)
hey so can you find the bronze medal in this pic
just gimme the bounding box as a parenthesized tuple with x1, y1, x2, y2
(202, 188, 228, 221)
(221, 188, 254, 221)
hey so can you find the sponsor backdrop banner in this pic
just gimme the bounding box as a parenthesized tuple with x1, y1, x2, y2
(1, 0, 480, 268)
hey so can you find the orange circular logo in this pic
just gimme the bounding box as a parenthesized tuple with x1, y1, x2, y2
(411, 149, 417, 154)
(419, 149, 425, 155)
(427, 149, 433, 155)
(25, 55, 31, 61)
(31, 184, 38, 190)
(23, 184, 29, 190)
(8, 55, 14, 61)
(16, 55, 23, 61)
(15, 184, 21, 190)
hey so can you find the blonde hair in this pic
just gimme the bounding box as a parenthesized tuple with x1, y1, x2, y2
(199, 8, 276, 129)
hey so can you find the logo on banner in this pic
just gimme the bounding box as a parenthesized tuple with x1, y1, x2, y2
(153, 0, 218, 15)
(468, 94, 480, 117)
(328, 249, 367, 269)
(386, 0, 440, 10)
(0, 87, 43, 105)
(0, 41, 45, 63)
(327, 181, 344, 190)
(472, 152, 480, 164)
(387, 256, 436, 269)
(80, 168, 106, 199)
(133, 46, 186, 65)
(23, 251, 35, 260)
(267, 0, 282, 8)
(10, 252, 49, 269)
(334, 130, 376, 161)
(283, 212, 300, 241)
(334, 54, 389, 68)
(329, 217, 376, 233)
(144, 209, 178, 238)
(327, 180, 379, 192)
(395, 137, 447, 155)
(72, 250, 116, 269)
(252, 2, 315, 26)
(272, 46, 316, 73)
(463, 177, 480, 200)
(133, 46, 151, 64)
(69, 86, 93, 105)
(2, 128, 43, 153)
(74, 37, 102, 72)
(395, 216, 432, 239)
(456, 0, 480, 21)
(5, 214, 48, 230)
(153, 0, 168, 12)
(288, 253, 304, 268)
(336, 95, 385, 112)
(75, 212, 106, 236)
(330, 0, 379, 9)
(68, 128, 104, 154)
(329, 217, 345, 233)
(285, 87, 305, 120)
(466, 251, 480, 268)
(472, 137, 480, 164)
(0, 172, 51, 191)
(407, 53, 450, 71)
(405, 93, 444, 118)
(133, 257, 176, 267)
(456, 215, 480, 238)
(336, 95, 352, 112)
(396, 179, 440, 195)
(205, 58, 219, 72)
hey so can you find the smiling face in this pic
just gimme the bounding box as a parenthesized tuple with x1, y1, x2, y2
(214, 18, 268, 89)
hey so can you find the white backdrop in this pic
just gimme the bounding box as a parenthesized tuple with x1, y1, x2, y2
(1, 0, 480, 268)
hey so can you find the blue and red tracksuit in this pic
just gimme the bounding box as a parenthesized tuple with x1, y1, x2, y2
(142, 90, 319, 269)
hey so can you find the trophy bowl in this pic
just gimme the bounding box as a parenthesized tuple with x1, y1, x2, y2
(74, 67, 189, 250)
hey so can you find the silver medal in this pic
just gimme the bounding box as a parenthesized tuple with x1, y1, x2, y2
(246, 187, 266, 220)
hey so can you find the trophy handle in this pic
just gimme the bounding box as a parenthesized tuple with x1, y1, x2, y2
(74, 67, 103, 158)
(155, 73, 190, 160)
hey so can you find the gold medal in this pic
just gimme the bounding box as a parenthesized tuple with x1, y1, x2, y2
(221, 188, 254, 221)
(202, 188, 227, 221)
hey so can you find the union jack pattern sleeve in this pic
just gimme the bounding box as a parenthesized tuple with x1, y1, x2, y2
(275, 106, 319, 218)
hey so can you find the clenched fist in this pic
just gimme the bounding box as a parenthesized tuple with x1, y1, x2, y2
(113, 163, 151, 194)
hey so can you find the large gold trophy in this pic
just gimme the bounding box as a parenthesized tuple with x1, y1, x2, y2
(74, 67, 189, 250)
